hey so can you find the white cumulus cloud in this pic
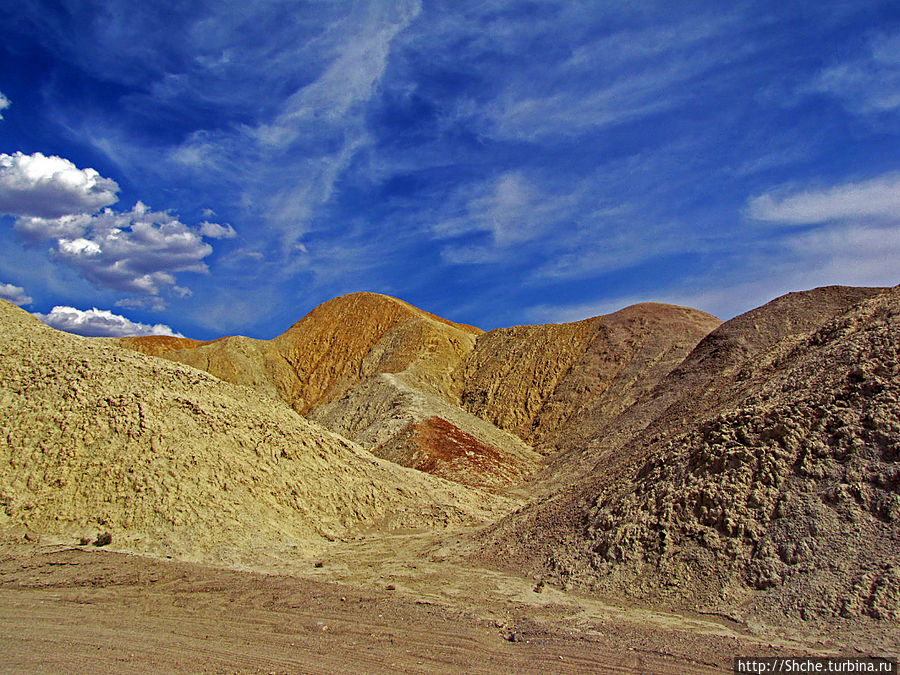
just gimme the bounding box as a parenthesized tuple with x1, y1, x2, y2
(14, 213, 94, 241)
(1, 151, 225, 306)
(0, 282, 32, 306)
(747, 173, 900, 224)
(199, 220, 236, 239)
(34, 305, 185, 338)
(0, 152, 119, 218)
(47, 202, 213, 299)
(0, 91, 9, 119)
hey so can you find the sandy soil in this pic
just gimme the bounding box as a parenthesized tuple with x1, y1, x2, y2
(0, 534, 872, 675)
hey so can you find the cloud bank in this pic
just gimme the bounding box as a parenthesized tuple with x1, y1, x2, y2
(0, 282, 32, 306)
(34, 305, 185, 337)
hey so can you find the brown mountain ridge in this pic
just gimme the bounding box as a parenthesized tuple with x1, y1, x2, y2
(115, 292, 720, 491)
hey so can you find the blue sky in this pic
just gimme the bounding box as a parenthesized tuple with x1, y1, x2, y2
(1, 1, 898, 339)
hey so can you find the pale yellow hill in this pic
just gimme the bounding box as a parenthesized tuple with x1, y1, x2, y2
(111, 334, 206, 357)
(0, 299, 506, 566)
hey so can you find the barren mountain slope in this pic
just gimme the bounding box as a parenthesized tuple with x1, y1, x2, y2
(457, 303, 721, 452)
(292, 299, 715, 488)
(118, 292, 482, 414)
(544, 285, 887, 484)
(111, 335, 206, 357)
(478, 285, 900, 625)
(272, 292, 482, 412)
(0, 299, 505, 565)
(119, 293, 543, 491)
(311, 371, 542, 491)
(115, 295, 718, 489)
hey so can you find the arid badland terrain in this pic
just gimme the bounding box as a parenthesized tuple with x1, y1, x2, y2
(1, 285, 898, 673)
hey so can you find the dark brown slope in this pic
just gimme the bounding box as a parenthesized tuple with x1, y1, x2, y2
(478, 285, 898, 625)
(457, 302, 721, 453)
(545, 285, 888, 483)
(376, 416, 537, 492)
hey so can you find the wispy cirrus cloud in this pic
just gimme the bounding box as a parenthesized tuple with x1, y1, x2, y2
(434, 170, 585, 267)
(163, 2, 423, 252)
(459, 8, 754, 142)
(34, 305, 184, 337)
(747, 173, 900, 224)
(530, 219, 684, 282)
(25, 1, 423, 263)
(432, 161, 688, 281)
(435, 171, 576, 245)
(747, 174, 900, 285)
(529, 168, 900, 324)
(0, 91, 9, 119)
(726, 173, 900, 314)
(808, 31, 900, 116)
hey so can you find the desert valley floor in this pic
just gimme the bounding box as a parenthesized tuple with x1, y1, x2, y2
(1, 285, 898, 673)
(4, 535, 891, 675)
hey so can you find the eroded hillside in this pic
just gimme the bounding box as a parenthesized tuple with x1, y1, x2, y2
(117, 294, 719, 491)
(457, 302, 721, 453)
(0, 299, 506, 565)
(6, 283, 899, 646)
(478, 285, 899, 624)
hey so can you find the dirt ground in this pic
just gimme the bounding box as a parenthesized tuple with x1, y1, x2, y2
(2, 532, 885, 674)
